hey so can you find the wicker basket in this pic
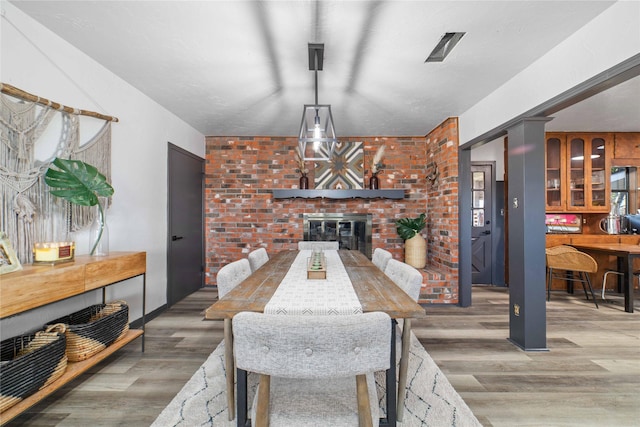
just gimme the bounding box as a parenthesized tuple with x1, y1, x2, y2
(405, 234, 426, 269)
(49, 301, 129, 362)
(0, 324, 68, 413)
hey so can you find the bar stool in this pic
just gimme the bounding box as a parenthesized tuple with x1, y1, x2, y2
(602, 269, 640, 299)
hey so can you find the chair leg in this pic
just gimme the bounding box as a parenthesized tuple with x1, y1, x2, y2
(397, 318, 411, 421)
(547, 268, 552, 301)
(356, 374, 373, 427)
(584, 273, 599, 309)
(255, 374, 270, 427)
(224, 318, 235, 420)
(602, 271, 622, 300)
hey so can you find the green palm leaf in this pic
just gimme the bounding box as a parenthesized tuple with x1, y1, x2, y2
(44, 158, 114, 206)
(396, 213, 426, 240)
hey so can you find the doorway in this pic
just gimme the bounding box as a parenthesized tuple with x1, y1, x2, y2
(471, 162, 495, 284)
(167, 143, 204, 306)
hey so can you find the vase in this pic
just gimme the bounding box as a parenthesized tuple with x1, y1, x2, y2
(369, 174, 379, 190)
(299, 175, 309, 189)
(404, 233, 426, 269)
(89, 198, 109, 256)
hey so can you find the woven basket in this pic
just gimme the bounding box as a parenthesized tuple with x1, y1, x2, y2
(49, 301, 129, 362)
(0, 324, 68, 413)
(405, 234, 426, 269)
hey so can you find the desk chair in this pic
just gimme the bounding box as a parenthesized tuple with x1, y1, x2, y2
(546, 246, 599, 308)
(372, 248, 393, 272)
(248, 248, 269, 273)
(297, 241, 340, 250)
(233, 311, 391, 427)
(217, 258, 253, 420)
(383, 258, 423, 421)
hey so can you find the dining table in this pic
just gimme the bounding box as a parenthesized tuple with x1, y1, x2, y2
(571, 243, 640, 313)
(205, 249, 426, 427)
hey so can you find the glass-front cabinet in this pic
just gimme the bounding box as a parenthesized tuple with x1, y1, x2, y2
(545, 133, 611, 213)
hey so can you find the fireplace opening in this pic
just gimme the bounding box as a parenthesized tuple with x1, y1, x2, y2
(303, 213, 372, 259)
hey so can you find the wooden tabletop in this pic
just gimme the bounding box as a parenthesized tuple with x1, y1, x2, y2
(205, 250, 426, 320)
(571, 243, 640, 256)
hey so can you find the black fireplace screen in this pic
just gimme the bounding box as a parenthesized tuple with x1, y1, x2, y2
(303, 213, 372, 259)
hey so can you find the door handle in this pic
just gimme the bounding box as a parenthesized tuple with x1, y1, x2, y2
(172, 235, 184, 241)
(481, 230, 491, 235)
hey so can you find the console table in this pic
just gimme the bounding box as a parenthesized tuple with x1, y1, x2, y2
(0, 251, 146, 425)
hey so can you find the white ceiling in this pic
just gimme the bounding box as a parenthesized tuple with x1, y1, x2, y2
(9, 0, 639, 137)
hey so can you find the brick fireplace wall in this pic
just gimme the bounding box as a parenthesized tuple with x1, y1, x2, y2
(205, 119, 460, 304)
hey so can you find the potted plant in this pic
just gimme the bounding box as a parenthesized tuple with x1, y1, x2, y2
(396, 213, 427, 269)
(44, 157, 114, 256)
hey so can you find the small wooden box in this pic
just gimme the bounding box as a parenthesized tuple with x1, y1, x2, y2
(307, 255, 327, 280)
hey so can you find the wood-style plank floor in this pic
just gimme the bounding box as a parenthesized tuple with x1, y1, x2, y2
(5, 286, 639, 426)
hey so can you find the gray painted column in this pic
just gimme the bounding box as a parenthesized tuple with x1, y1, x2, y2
(458, 148, 472, 307)
(506, 118, 550, 351)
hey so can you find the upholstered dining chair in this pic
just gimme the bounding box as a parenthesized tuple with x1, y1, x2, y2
(216, 258, 253, 421)
(382, 258, 423, 421)
(372, 248, 393, 272)
(545, 245, 599, 308)
(297, 241, 340, 250)
(248, 247, 269, 273)
(233, 311, 391, 427)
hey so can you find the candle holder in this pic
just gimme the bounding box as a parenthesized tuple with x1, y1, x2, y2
(307, 252, 327, 280)
(33, 242, 75, 264)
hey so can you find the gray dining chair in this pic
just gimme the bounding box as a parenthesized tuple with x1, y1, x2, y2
(216, 258, 252, 421)
(248, 247, 269, 273)
(372, 248, 393, 272)
(383, 258, 423, 421)
(297, 241, 340, 250)
(233, 311, 391, 427)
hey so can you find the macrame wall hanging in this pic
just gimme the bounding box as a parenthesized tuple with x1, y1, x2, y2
(0, 83, 118, 264)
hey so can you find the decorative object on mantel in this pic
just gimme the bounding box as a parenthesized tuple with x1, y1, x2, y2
(314, 141, 364, 189)
(397, 213, 427, 269)
(0, 83, 116, 263)
(45, 158, 114, 256)
(426, 162, 440, 187)
(294, 146, 309, 189)
(0, 231, 22, 274)
(368, 144, 386, 189)
(298, 43, 338, 162)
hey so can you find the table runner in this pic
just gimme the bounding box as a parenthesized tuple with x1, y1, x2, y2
(264, 250, 363, 315)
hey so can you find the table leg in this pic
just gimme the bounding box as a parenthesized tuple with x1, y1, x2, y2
(380, 318, 397, 427)
(624, 255, 633, 313)
(397, 318, 411, 421)
(224, 318, 235, 420)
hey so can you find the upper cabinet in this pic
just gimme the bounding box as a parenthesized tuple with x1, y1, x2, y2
(612, 132, 640, 167)
(545, 133, 612, 213)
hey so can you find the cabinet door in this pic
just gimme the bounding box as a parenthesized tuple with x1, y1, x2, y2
(545, 134, 565, 211)
(566, 133, 611, 212)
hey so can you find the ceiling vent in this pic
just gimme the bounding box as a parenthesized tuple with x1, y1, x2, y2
(425, 32, 465, 62)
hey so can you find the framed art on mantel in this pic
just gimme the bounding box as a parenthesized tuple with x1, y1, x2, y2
(314, 141, 364, 189)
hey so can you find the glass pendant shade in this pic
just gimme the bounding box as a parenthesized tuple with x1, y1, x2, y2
(298, 104, 337, 161)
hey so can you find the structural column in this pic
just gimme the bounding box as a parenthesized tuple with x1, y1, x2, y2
(506, 118, 550, 351)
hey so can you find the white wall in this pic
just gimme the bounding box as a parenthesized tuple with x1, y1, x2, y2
(471, 137, 505, 180)
(459, 1, 640, 144)
(0, 2, 205, 338)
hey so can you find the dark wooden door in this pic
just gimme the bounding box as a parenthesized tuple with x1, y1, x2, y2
(471, 163, 494, 284)
(167, 143, 204, 306)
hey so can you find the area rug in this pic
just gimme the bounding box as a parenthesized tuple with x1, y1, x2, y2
(152, 332, 482, 426)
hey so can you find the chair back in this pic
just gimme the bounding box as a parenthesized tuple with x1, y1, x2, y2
(248, 247, 269, 272)
(546, 249, 597, 273)
(233, 312, 390, 379)
(384, 259, 423, 302)
(297, 241, 340, 250)
(216, 258, 252, 299)
(372, 248, 392, 272)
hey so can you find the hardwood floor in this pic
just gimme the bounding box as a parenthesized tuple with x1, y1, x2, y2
(5, 286, 639, 426)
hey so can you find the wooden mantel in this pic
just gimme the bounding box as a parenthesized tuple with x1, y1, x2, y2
(272, 189, 405, 199)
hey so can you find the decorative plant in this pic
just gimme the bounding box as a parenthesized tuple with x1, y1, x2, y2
(396, 213, 426, 240)
(44, 157, 114, 255)
(369, 144, 386, 176)
(294, 146, 309, 177)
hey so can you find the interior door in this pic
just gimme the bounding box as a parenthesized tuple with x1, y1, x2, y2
(168, 143, 204, 306)
(471, 163, 494, 284)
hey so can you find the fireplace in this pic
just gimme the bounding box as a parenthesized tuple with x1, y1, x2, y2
(303, 213, 373, 258)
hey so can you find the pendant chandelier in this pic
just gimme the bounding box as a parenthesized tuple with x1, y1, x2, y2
(298, 43, 337, 162)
